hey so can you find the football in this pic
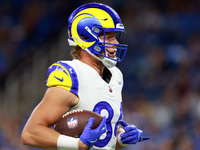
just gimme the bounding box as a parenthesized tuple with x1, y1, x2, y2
(54, 110, 103, 138)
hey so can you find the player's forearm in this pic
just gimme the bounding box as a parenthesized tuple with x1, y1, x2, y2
(21, 124, 59, 149)
(22, 125, 90, 150)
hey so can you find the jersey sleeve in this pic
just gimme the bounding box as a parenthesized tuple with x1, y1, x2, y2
(45, 61, 79, 96)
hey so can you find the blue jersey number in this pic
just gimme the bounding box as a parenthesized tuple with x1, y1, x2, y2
(93, 101, 123, 147)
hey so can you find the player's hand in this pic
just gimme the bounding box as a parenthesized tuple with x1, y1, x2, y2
(118, 120, 150, 145)
(80, 116, 106, 147)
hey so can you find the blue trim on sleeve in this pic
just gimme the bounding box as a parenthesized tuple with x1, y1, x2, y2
(57, 61, 79, 95)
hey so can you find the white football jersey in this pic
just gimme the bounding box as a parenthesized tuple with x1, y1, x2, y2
(46, 59, 124, 150)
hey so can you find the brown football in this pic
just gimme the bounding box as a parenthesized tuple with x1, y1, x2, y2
(54, 110, 103, 138)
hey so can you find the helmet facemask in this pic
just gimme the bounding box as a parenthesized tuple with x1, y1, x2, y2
(94, 28, 127, 67)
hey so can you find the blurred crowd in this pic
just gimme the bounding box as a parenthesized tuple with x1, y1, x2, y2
(0, 0, 78, 90)
(1, 0, 200, 149)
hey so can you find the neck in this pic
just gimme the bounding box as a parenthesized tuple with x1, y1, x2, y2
(79, 50, 104, 77)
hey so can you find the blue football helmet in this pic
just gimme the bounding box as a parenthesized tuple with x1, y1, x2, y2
(68, 2, 128, 68)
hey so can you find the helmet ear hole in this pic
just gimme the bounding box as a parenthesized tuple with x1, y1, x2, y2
(80, 34, 89, 40)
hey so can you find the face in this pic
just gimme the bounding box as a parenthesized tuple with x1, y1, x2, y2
(99, 32, 119, 59)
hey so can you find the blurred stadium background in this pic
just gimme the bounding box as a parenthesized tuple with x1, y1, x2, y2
(1, 0, 200, 149)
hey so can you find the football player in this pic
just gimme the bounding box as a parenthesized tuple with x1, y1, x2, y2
(21, 2, 149, 150)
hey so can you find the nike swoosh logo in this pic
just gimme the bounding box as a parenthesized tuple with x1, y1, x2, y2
(54, 76, 64, 82)
(100, 18, 108, 21)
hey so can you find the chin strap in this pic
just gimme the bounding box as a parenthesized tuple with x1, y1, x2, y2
(102, 57, 117, 68)
(102, 46, 117, 68)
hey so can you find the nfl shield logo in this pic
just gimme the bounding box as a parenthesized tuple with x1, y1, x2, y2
(67, 116, 78, 129)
